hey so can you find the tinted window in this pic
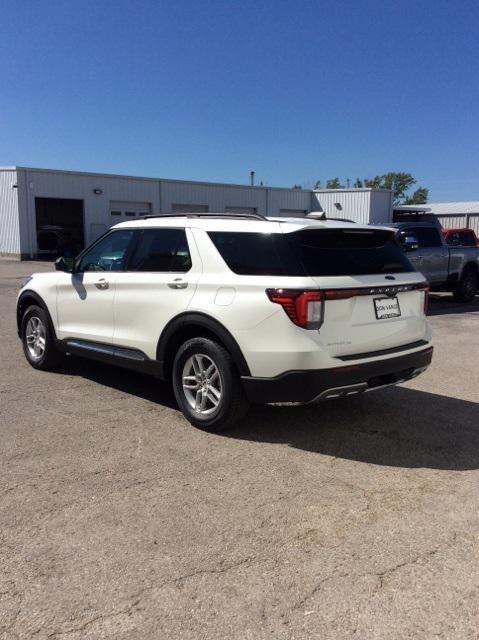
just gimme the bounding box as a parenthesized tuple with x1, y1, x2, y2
(208, 229, 414, 277)
(77, 230, 134, 272)
(208, 232, 303, 276)
(459, 231, 476, 247)
(129, 228, 191, 272)
(404, 227, 443, 247)
(287, 229, 415, 276)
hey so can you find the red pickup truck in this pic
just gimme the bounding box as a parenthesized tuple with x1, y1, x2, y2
(443, 228, 479, 247)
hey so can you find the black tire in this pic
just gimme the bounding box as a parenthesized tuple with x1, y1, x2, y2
(21, 305, 64, 370)
(453, 267, 478, 303)
(172, 337, 250, 431)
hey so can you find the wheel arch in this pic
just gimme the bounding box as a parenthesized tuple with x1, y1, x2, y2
(461, 261, 479, 277)
(157, 312, 251, 380)
(17, 290, 57, 339)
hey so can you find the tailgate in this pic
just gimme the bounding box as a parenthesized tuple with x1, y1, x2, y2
(315, 278, 428, 358)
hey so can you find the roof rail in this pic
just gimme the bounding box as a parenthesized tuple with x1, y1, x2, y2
(137, 212, 268, 221)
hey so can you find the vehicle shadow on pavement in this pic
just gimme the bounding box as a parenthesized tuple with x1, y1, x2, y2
(58, 357, 479, 471)
(61, 356, 178, 409)
(428, 293, 479, 316)
(228, 386, 479, 471)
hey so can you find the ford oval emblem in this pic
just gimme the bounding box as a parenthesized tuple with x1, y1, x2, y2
(385, 275, 396, 280)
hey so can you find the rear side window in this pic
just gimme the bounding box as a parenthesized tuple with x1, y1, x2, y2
(287, 229, 415, 276)
(129, 228, 191, 272)
(207, 232, 303, 276)
(459, 231, 476, 247)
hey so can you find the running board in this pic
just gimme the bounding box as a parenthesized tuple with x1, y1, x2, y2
(57, 339, 162, 377)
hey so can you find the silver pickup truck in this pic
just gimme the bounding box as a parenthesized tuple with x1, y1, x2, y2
(391, 222, 479, 302)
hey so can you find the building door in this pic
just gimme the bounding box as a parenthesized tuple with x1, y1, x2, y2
(110, 201, 152, 227)
(35, 197, 84, 257)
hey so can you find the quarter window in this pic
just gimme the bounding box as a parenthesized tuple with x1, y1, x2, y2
(77, 230, 135, 272)
(129, 229, 191, 272)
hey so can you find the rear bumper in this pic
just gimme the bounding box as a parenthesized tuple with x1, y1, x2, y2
(241, 346, 433, 404)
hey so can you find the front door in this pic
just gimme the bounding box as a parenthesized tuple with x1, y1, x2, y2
(56, 229, 135, 343)
(113, 227, 202, 358)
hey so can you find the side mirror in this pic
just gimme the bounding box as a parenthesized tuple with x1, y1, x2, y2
(55, 256, 74, 272)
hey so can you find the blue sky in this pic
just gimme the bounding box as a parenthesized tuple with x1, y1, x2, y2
(1, 0, 478, 201)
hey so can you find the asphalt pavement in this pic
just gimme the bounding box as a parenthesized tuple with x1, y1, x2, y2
(1, 260, 478, 639)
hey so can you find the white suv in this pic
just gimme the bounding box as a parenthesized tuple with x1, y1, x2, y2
(17, 213, 433, 431)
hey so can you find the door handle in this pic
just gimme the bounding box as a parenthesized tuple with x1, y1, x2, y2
(168, 278, 188, 289)
(95, 278, 109, 290)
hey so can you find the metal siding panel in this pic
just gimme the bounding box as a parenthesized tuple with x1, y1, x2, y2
(369, 191, 393, 223)
(468, 214, 479, 235)
(24, 170, 160, 246)
(436, 214, 467, 229)
(267, 190, 312, 215)
(160, 181, 268, 214)
(0, 170, 21, 255)
(312, 191, 371, 224)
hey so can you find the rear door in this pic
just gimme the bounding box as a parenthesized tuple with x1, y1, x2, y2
(112, 227, 202, 358)
(403, 226, 449, 283)
(287, 227, 429, 358)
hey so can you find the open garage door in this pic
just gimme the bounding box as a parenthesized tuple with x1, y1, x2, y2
(35, 197, 84, 258)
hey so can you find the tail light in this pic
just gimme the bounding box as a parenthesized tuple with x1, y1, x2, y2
(266, 289, 324, 329)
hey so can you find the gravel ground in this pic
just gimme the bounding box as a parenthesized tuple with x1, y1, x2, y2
(1, 260, 478, 640)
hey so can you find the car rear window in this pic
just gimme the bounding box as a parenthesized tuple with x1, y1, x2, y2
(287, 229, 415, 276)
(208, 228, 415, 276)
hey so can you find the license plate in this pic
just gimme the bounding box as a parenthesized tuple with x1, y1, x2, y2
(374, 296, 401, 319)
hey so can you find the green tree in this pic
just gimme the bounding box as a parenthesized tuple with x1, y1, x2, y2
(363, 176, 383, 189)
(326, 177, 344, 189)
(404, 186, 429, 205)
(381, 172, 417, 204)
(312, 172, 428, 204)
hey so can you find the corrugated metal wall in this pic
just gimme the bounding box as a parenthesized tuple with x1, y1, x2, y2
(311, 190, 372, 223)
(369, 190, 393, 223)
(18, 168, 161, 254)
(436, 213, 479, 235)
(8, 168, 318, 256)
(161, 181, 268, 214)
(0, 170, 21, 256)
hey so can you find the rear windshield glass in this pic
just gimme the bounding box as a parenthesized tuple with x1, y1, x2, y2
(287, 229, 415, 276)
(208, 229, 415, 276)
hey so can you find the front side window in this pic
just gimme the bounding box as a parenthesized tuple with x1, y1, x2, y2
(128, 228, 191, 272)
(76, 230, 134, 272)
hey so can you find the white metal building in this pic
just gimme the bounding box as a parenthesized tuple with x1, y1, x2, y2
(311, 188, 394, 224)
(0, 166, 313, 259)
(426, 201, 479, 235)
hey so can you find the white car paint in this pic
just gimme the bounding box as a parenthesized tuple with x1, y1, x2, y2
(18, 215, 432, 380)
